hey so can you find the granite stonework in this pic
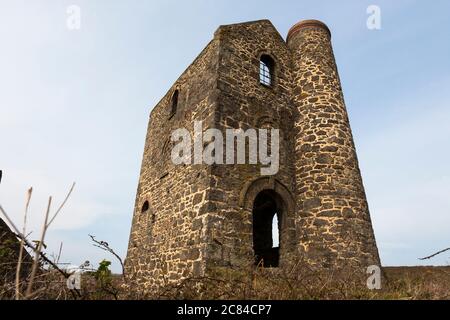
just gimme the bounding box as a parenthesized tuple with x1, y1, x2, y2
(125, 19, 381, 292)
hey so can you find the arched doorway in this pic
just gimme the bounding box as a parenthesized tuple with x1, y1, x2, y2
(252, 190, 284, 268)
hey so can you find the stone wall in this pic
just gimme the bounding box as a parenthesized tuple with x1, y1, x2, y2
(125, 38, 221, 291)
(204, 20, 298, 271)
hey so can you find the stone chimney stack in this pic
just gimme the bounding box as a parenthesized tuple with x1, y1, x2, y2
(287, 20, 380, 268)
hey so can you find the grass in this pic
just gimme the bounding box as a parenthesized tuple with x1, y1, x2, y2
(1, 264, 448, 300)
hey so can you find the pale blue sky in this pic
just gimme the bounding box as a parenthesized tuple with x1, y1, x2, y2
(1, 0, 449, 272)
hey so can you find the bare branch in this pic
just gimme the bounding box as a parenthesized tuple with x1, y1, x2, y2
(15, 187, 33, 300)
(420, 248, 450, 260)
(0, 183, 81, 300)
(0, 205, 23, 236)
(56, 242, 63, 265)
(89, 234, 126, 278)
(26, 196, 52, 297)
(47, 183, 76, 228)
(0, 206, 66, 278)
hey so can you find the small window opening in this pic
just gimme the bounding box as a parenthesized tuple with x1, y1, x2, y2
(141, 201, 150, 214)
(259, 55, 275, 87)
(170, 90, 179, 116)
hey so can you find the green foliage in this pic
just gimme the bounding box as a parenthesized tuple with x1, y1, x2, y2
(94, 260, 112, 287)
(88, 259, 122, 300)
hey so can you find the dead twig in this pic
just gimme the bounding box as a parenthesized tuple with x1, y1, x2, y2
(0, 205, 68, 279)
(89, 234, 126, 278)
(47, 183, 75, 227)
(420, 248, 450, 260)
(0, 182, 80, 299)
(15, 187, 32, 300)
(26, 196, 52, 297)
(25, 182, 75, 298)
(56, 242, 63, 265)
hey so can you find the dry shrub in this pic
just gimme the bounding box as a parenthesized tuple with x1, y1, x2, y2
(1, 260, 449, 300)
(148, 263, 450, 300)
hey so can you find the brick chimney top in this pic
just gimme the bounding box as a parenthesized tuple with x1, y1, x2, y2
(287, 19, 331, 42)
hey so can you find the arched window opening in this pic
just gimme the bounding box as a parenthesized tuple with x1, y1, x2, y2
(259, 55, 275, 87)
(141, 201, 149, 214)
(170, 90, 179, 116)
(252, 190, 282, 268)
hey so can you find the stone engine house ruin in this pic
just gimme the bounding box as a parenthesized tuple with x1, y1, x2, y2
(125, 19, 381, 290)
